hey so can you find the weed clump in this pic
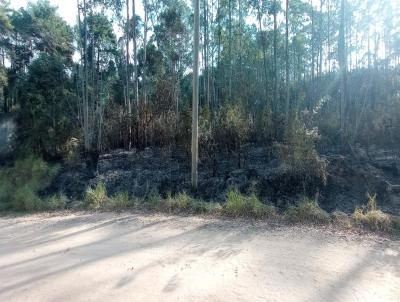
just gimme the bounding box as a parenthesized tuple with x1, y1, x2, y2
(225, 190, 276, 219)
(285, 198, 329, 223)
(352, 195, 392, 232)
(107, 192, 134, 210)
(84, 182, 108, 209)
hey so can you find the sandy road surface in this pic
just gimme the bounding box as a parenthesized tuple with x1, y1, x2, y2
(0, 212, 399, 302)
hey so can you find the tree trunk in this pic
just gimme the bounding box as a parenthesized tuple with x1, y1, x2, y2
(273, 0, 278, 112)
(83, 0, 90, 152)
(143, 0, 148, 106)
(192, 0, 200, 190)
(285, 0, 290, 125)
(132, 0, 139, 110)
(339, 0, 347, 140)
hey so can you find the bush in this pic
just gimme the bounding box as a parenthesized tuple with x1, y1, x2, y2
(85, 183, 109, 209)
(225, 190, 276, 219)
(45, 194, 68, 210)
(188, 199, 223, 215)
(144, 189, 162, 210)
(164, 192, 191, 211)
(274, 116, 327, 196)
(214, 104, 251, 158)
(285, 198, 330, 223)
(0, 156, 59, 212)
(12, 186, 44, 211)
(107, 192, 134, 210)
(393, 216, 400, 232)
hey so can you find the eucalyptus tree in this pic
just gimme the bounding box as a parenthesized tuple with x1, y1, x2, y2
(192, 0, 200, 189)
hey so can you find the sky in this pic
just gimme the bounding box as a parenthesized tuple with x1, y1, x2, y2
(11, 0, 399, 27)
(10, 0, 145, 25)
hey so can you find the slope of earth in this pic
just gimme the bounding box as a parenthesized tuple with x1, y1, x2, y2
(0, 212, 399, 302)
(50, 145, 400, 215)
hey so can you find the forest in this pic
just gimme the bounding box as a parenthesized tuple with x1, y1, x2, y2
(0, 0, 399, 229)
(0, 1, 400, 300)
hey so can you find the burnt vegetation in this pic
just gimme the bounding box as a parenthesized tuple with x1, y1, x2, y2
(0, 0, 399, 233)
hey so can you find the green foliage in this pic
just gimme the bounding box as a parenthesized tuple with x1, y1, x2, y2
(225, 190, 276, 219)
(12, 186, 44, 212)
(275, 116, 327, 195)
(107, 192, 134, 210)
(215, 104, 251, 152)
(45, 194, 68, 210)
(145, 189, 162, 210)
(84, 186, 135, 211)
(285, 198, 330, 224)
(393, 217, 400, 232)
(164, 192, 190, 211)
(142, 190, 222, 215)
(0, 156, 60, 212)
(18, 53, 75, 158)
(84, 183, 109, 210)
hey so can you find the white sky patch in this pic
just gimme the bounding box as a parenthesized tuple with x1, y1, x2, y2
(10, 0, 145, 25)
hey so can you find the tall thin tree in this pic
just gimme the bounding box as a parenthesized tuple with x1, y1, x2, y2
(132, 0, 139, 109)
(285, 0, 290, 124)
(192, 0, 200, 190)
(339, 0, 347, 139)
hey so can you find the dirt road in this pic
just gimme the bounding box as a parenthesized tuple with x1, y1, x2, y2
(0, 212, 399, 302)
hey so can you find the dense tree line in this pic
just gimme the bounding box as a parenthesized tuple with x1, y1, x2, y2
(0, 0, 399, 169)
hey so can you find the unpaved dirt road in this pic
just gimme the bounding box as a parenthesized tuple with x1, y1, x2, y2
(0, 212, 399, 302)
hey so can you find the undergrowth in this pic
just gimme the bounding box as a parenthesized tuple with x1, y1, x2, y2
(352, 194, 393, 232)
(0, 155, 64, 211)
(225, 190, 276, 219)
(285, 198, 330, 224)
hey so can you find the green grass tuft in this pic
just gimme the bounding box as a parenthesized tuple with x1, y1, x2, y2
(44, 194, 68, 211)
(225, 190, 276, 219)
(85, 182, 109, 209)
(285, 198, 329, 223)
(107, 192, 134, 210)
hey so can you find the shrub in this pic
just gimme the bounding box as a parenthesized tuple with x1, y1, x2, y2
(285, 198, 330, 223)
(214, 104, 251, 161)
(252, 197, 277, 219)
(107, 192, 133, 210)
(225, 190, 253, 217)
(45, 194, 68, 211)
(225, 190, 276, 219)
(0, 156, 59, 212)
(12, 186, 44, 211)
(144, 189, 162, 210)
(85, 183, 109, 209)
(164, 192, 191, 211)
(274, 116, 327, 196)
(190, 200, 223, 215)
(393, 217, 400, 232)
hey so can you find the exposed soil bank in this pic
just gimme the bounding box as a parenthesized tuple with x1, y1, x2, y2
(0, 212, 399, 302)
